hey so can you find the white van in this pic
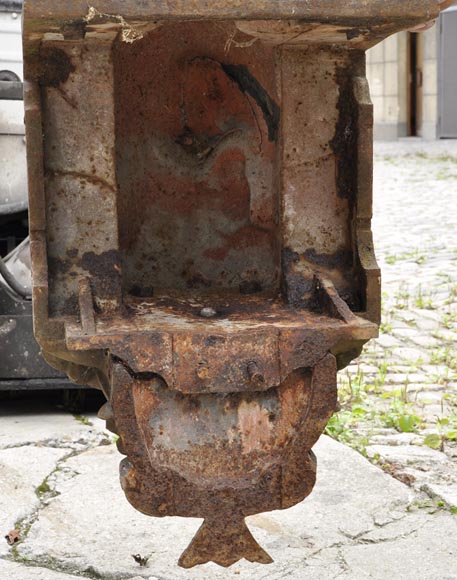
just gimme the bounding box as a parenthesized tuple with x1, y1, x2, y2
(0, 0, 27, 216)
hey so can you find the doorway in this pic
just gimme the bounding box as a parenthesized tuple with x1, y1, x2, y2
(407, 32, 423, 136)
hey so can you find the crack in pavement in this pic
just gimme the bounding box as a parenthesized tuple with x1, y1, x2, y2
(0, 554, 103, 580)
(1, 433, 113, 452)
(4, 440, 116, 579)
(3, 551, 170, 580)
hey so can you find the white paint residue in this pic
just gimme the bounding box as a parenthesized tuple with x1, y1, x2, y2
(84, 6, 144, 43)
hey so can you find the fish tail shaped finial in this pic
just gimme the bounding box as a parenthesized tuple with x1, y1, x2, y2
(179, 515, 273, 568)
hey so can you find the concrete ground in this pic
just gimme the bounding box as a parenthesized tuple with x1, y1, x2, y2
(1, 402, 456, 580)
(1, 140, 457, 579)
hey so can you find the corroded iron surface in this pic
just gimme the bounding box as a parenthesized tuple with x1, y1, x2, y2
(22, 0, 451, 568)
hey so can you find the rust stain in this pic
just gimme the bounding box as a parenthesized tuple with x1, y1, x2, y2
(37, 46, 75, 87)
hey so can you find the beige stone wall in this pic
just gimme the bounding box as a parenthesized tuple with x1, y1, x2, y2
(421, 26, 439, 140)
(367, 34, 407, 140)
(367, 30, 438, 140)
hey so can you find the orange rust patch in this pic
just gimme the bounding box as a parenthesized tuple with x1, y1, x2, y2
(238, 400, 273, 453)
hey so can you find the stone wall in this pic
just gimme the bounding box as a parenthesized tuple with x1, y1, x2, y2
(367, 29, 438, 141)
(367, 33, 408, 140)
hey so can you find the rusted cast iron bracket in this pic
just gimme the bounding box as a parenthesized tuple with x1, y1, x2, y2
(23, 0, 447, 568)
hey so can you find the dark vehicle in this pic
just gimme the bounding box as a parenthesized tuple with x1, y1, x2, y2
(0, 0, 71, 391)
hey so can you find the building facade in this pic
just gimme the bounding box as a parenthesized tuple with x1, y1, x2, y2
(367, 7, 457, 140)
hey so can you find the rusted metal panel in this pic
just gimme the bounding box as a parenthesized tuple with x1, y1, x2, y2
(113, 21, 280, 296)
(41, 40, 121, 315)
(172, 330, 281, 393)
(22, 1, 442, 26)
(22, 0, 453, 569)
(280, 46, 363, 309)
(111, 354, 336, 567)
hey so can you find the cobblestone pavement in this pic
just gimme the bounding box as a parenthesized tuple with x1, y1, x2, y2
(336, 139, 457, 510)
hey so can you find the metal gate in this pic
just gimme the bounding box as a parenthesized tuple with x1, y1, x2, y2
(439, 7, 457, 138)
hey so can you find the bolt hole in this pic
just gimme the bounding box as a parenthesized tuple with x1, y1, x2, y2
(129, 285, 154, 298)
(239, 280, 262, 295)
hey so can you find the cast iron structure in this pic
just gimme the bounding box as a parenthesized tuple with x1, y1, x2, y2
(22, 0, 449, 568)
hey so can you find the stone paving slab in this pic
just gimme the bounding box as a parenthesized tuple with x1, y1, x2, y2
(340, 514, 457, 580)
(365, 443, 457, 507)
(0, 392, 455, 580)
(422, 483, 457, 509)
(4, 434, 453, 580)
(0, 560, 84, 580)
(0, 400, 109, 449)
(366, 444, 450, 466)
(0, 445, 70, 557)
